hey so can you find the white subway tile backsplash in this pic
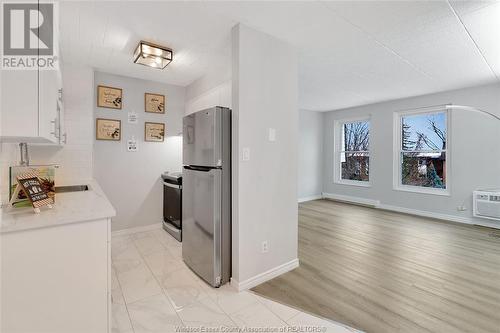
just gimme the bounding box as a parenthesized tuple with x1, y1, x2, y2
(65, 125, 93, 145)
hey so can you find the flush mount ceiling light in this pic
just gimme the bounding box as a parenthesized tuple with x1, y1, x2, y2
(133, 41, 173, 69)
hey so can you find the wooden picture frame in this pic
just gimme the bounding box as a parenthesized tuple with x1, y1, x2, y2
(97, 85, 122, 109)
(144, 122, 165, 142)
(145, 93, 165, 114)
(96, 118, 121, 141)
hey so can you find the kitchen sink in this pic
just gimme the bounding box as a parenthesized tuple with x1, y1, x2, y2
(54, 185, 89, 193)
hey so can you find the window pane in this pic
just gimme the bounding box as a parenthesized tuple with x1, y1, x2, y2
(341, 152, 369, 182)
(401, 152, 446, 189)
(402, 112, 446, 151)
(342, 121, 369, 151)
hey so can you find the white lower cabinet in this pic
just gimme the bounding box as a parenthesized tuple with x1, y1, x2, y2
(1, 218, 111, 333)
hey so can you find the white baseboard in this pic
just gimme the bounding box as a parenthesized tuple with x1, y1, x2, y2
(472, 219, 500, 229)
(322, 192, 380, 207)
(378, 204, 500, 229)
(298, 194, 323, 203)
(112, 223, 162, 236)
(377, 204, 475, 225)
(231, 258, 299, 291)
(323, 192, 500, 229)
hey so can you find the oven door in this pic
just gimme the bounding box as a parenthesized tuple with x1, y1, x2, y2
(163, 181, 181, 228)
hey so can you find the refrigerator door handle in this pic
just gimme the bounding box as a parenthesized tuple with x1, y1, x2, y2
(212, 169, 222, 286)
(184, 165, 213, 172)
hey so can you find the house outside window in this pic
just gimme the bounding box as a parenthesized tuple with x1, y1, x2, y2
(394, 108, 449, 195)
(334, 118, 370, 186)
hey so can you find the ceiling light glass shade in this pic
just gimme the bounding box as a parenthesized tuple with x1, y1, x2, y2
(133, 41, 173, 69)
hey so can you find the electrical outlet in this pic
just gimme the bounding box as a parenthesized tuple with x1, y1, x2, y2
(261, 241, 269, 253)
(268, 128, 276, 142)
(457, 205, 468, 212)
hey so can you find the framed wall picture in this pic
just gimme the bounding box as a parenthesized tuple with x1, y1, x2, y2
(96, 118, 121, 141)
(145, 93, 165, 114)
(97, 85, 122, 109)
(144, 122, 165, 142)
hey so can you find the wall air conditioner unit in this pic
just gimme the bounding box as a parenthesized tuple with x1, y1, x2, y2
(473, 190, 500, 221)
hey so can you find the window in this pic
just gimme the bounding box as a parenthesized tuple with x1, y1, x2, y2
(395, 109, 449, 194)
(335, 118, 370, 185)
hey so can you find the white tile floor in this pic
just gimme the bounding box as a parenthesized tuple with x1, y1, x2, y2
(111, 228, 359, 333)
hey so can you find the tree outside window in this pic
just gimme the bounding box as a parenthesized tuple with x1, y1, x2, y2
(338, 120, 370, 183)
(400, 112, 447, 189)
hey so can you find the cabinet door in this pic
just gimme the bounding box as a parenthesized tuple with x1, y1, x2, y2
(1, 219, 111, 333)
(0, 69, 61, 144)
(57, 71, 66, 145)
(38, 69, 59, 143)
(0, 70, 39, 139)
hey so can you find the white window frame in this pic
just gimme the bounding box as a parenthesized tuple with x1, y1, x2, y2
(333, 116, 371, 187)
(393, 106, 451, 196)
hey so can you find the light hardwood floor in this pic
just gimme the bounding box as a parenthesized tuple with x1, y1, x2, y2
(252, 199, 500, 333)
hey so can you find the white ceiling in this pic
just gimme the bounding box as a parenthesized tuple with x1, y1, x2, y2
(59, 1, 500, 111)
(59, 1, 236, 87)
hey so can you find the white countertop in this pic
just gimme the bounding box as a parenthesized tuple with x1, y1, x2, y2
(1, 180, 116, 234)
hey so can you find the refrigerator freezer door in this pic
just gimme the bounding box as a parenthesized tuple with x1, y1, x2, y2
(182, 166, 222, 287)
(183, 108, 222, 168)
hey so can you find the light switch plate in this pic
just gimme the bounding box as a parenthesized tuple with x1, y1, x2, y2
(261, 241, 269, 253)
(242, 148, 250, 161)
(268, 128, 276, 142)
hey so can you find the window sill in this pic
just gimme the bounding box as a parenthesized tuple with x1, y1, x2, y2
(334, 180, 371, 188)
(393, 185, 450, 196)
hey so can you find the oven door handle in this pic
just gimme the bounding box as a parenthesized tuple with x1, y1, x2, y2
(163, 181, 182, 189)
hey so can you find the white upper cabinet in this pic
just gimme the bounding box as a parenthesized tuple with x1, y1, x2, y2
(39, 69, 61, 143)
(1, 67, 63, 144)
(1, 70, 39, 140)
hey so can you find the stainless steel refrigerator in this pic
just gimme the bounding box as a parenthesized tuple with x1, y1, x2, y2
(182, 106, 231, 287)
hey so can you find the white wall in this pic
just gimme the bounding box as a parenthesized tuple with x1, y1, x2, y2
(231, 24, 299, 287)
(0, 64, 94, 203)
(185, 79, 231, 115)
(298, 110, 324, 201)
(185, 41, 232, 115)
(93, 72, 185, 231)
(323, 83, 500, 227)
